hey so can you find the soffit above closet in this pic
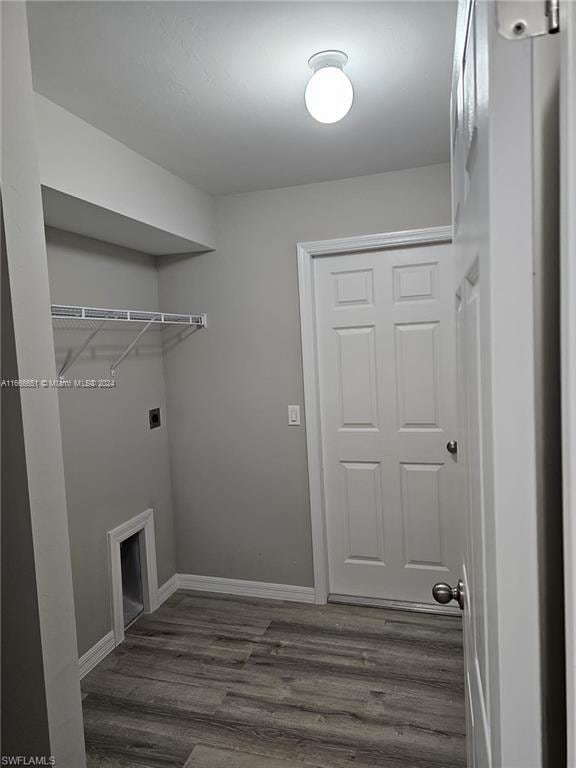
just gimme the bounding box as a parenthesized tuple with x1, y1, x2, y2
(27, 1, 457, 196)
(42, 188, 211, 256)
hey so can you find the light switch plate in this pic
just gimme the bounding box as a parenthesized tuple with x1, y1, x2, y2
(288, 405, 301, 426)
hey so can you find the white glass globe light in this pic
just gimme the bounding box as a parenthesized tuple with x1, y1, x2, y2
(305, 51, 354, 124)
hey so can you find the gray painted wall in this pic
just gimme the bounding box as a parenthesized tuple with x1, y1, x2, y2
(46, 228, 177, 656)
(158, 163, 451, 586)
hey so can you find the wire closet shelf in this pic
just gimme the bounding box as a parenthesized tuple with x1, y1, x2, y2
(51, 304, 207, 378)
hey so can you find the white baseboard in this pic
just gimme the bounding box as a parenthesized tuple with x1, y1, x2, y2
(79, 576, 176, 680)
(78, 574, 314, 678)
(176, 573, 316, 603)
(158, 575, 178, 605)
(78, 630, 115, 679)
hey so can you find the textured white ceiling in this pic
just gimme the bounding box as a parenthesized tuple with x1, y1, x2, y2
(27, 1, 457, 196)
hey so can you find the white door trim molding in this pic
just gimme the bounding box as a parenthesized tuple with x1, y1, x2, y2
(297, 226, 453, 604)
(108, 508, 159, 646)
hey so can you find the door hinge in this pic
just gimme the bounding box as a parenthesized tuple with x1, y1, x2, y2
(497, 0, 559, 40)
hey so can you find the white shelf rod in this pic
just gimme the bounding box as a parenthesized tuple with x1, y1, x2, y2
(51, 304, 206, 327)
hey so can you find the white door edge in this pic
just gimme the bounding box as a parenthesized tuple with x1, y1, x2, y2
(561, 0, 576, 762)
(297, 226, 453, 604)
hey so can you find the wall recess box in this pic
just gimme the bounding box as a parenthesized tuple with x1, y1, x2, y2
(149, 408, 161, 429)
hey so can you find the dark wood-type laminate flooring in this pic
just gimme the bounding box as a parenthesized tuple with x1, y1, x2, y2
(82, 591, 466, 768)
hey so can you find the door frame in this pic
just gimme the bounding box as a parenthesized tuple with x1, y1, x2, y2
(107, 508, 159, 646)
(297, 225, 452, 604)
(561, 0, 576, 760)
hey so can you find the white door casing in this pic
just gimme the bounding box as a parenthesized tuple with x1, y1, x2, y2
(452, 1, 542, 765)
(297, 226, 461, 607)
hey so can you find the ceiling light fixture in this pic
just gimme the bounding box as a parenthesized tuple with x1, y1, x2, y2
(305, 50, 354, 124)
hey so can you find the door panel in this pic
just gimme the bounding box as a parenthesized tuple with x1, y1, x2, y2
(395, 322, 441, 430)
(400, 462, 446, 568)
(341, 461, 386, 564)
(315, 243, 460, 604)
(336, 326, 378, 429)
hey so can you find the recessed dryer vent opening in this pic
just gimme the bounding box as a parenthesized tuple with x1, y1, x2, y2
(121, 532, 144, 627)
(108, 509, 159, 646)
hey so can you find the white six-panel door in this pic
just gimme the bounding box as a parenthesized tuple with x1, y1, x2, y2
(452, 1, 543, 764)
(314, 243, 461, 604)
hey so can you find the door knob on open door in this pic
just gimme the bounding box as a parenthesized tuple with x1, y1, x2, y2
(432, 579, 465, 610)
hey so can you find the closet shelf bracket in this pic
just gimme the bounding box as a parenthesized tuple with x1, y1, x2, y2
(110, 316, 158, 377)
(58, 318, 109, 379)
